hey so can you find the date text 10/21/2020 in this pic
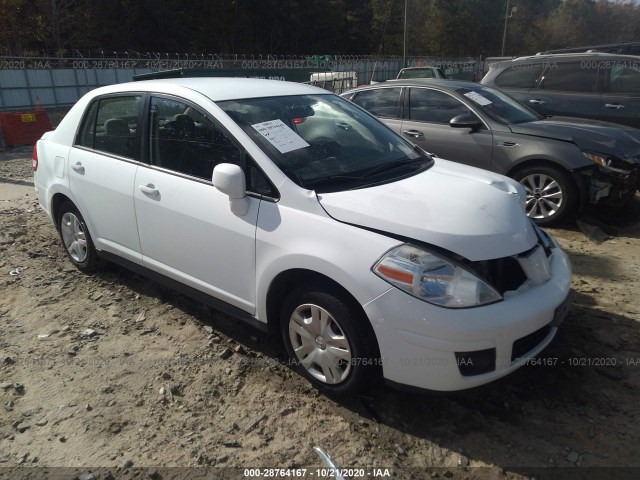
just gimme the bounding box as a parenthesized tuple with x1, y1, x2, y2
(243, 468, 392, 478)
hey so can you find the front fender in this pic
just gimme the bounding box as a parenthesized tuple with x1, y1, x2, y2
(254, 201, 398, 323)
(494, 135, 592, 175)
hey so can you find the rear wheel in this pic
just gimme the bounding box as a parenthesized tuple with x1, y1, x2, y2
(57, 201, 102, 272)
(280, 286, 379, 395)
(512, 164, 578, 225)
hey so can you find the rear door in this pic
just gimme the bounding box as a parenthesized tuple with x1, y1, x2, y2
(528, 62, 602, 120)
(69, 94, 143, 262)
(349, 86, 404, 134)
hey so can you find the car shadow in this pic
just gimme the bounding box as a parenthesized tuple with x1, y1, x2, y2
(329, 298, 639, 477)
(91, 265, 638, 477)
(572, 194, 640, 241)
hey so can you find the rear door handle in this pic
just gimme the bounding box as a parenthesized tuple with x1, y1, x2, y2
(403, 129, 424, 138)
(71, 162, 84, 174)
(604, 103, 625, 110)
(529, 99, 545, 105)
(139, 184, 159, 197)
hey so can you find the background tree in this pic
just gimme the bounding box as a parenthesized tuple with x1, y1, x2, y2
(0, 0, 39, 55)
(2, 0, 640, 57)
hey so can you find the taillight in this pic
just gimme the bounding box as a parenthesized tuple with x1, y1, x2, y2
(32, 144, 38, 171)
(293, 117, 306, 125)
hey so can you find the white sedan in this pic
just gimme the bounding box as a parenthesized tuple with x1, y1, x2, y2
(33, 77, 572, 394)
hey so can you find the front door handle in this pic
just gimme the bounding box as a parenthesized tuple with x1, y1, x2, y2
(529, 99, 545, 105)
(403, 129, 424, 138)
(139, 184, 159, 197)
(604, 103, 625, 110)
(71, 162, 84, 174)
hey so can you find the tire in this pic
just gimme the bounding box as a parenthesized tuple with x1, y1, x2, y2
(512, 164, 578, 226)
(56, 201, 102, 272)
(280, 286, 379, 395)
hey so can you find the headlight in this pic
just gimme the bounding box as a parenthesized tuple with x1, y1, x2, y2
(373, 244, 502, 308)
(583, 152, 631, 174)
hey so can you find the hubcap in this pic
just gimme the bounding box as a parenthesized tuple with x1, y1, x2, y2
(520, 173, 563, 219)
(288, 303, 352, 385)
(60, 212, 88, 262)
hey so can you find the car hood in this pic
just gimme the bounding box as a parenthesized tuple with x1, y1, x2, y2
(317, 159, 538, 261)
(510, 117, 640, 159)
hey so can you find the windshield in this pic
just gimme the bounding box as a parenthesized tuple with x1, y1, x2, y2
(219, 94, 430, 192)
(456, 85, 543, 124)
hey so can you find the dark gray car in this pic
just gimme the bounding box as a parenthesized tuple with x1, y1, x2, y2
(341, 79, 640, 225)
(481, 53, 640, 129)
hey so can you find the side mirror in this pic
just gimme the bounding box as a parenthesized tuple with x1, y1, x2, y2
(450, 113, 482, 130)
(213, 163, 249, 216)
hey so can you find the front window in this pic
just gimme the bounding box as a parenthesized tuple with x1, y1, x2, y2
(149, 96, 242, 180)
(455, 85, 542, 125)
(408, 88, 470, 124)
(219, 94, 430, 193)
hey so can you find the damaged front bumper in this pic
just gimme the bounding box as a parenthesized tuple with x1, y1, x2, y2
(576, 161, 640, 208)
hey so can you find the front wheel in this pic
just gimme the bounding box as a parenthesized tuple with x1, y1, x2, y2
(280, 287, 379, 395)
(512, 165, 578, 226)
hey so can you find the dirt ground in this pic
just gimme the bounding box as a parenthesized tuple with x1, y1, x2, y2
(1, 146, 639, 480)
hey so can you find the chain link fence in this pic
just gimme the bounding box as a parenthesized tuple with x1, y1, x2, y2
(1, 53, 483, 110)
(0, 53, 484, 148)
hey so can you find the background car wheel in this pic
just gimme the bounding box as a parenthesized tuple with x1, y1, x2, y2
(57, 201, 102, 272)
(280, 286, 379, 395)
(512, 164, 578, 226)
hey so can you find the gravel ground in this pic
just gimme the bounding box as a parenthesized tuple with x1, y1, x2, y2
(1, 146, 639, 480)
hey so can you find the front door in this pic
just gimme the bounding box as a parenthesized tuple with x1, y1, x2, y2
(401, 87, 494, 171)
(133, 96, 260, 313)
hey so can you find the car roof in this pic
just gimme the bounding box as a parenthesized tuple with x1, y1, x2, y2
(399, 67, 440, 71)
(511, 52, 639, 62)
(370, 79, 474, 89)
(86, 77, 328, 102)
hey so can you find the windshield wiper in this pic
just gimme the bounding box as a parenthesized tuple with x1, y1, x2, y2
(360, 156, 432, 179)
(303, 174, 365, 189)
(303, 154, 433, 190)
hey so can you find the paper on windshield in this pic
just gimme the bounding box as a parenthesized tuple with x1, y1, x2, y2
(464, 91, 492, 106)
(251, 119, 310, 154)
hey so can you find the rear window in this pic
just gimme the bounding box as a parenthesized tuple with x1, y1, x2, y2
(398, 68, 435, 79)
(76, 95, 142, 159)
(538, 63, 599, 93)
(350, 88, 401, 118)
(494, 64, 544, 89)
